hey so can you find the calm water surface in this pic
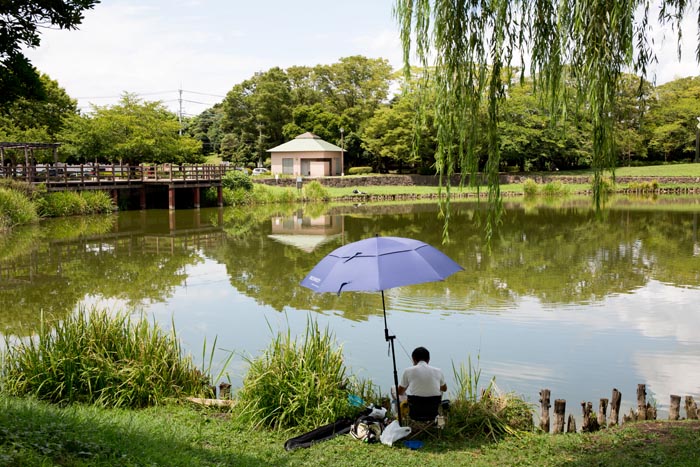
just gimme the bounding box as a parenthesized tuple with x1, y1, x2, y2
(1, 197, 699, 418)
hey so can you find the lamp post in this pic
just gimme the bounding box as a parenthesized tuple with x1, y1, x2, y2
(340, 127, 345, 176)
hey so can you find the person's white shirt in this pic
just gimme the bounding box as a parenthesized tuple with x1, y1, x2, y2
(398, 361, 446, 397)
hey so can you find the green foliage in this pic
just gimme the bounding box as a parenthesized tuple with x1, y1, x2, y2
(221, 170, 253, 191)
(36, 191, 114, 217)
(348, 166, 373, 175)
(523, 179, 539, 197)
(0, 1, 98, 105)
(1, 308, 208, 407)
(275, 188, 299, 204)
(627, 180, 659, 192)
(0, 187, 39, 228)
(235, 318, 369, 430)
(396, 0, 696, 240)
(446, 358, 534, 440)
(59, 93, 203, 165)
(301, 180, 330, 201)
(541, 182, 569, 197)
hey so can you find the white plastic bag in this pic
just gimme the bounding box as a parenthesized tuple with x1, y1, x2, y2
(380, 420, 411, 446)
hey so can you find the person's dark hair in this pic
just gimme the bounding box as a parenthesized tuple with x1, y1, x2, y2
(412, 346, 430, 363)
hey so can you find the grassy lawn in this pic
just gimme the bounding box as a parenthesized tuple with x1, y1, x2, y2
(548, 163, 700, 177)
(1, 396, 698, 467)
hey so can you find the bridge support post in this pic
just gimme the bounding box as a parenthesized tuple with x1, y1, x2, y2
(140, 187, 147, 209)
(217, 186, 223, 207)
(168, 186, 176, 210)
(193, 187, 200, 208)
(111, 189, 119, 209)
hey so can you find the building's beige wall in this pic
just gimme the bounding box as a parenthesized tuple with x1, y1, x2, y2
(270, 151, 342, 177)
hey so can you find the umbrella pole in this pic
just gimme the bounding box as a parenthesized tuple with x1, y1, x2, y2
(382, 290, 402, 426)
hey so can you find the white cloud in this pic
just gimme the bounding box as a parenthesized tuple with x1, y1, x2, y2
(22, 1, 699, 115)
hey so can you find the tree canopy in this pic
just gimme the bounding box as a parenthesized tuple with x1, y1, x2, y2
(395, 0, 700, 240)
(0, 0, 99, 104)
(59, 94, 202, 165)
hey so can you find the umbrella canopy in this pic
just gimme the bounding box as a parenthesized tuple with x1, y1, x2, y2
(300, 236, 463, 426)
(300, 236, 463, 294)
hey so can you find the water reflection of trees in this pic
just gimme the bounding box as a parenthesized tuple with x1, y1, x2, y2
(0, 215, 209, 335)
(210, 201, 700, 319)
(2, 201, 699, 333)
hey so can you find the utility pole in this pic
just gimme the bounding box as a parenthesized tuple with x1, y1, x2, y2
(340, 127, 344, 176)
(178, 88, 183, 136)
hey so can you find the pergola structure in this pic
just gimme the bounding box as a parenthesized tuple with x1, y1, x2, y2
(0, 142, 60, 167)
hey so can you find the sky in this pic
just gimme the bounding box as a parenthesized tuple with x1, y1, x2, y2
(24, 0, 700, 116)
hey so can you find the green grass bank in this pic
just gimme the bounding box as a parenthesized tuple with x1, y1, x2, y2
(1, 396, 698, 466)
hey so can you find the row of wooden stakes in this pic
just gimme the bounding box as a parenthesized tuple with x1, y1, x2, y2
(539, 384, 699, 434)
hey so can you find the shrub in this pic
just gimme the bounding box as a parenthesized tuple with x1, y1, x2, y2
(302, 180, 329, 201)
(0, 188, 39, 228)
(522, 179, 539, 196)
(1, 308, 208, 408)
(36, 191, 113, 217)
(348, 166, 372, 175)
(275, 188, 299, 204)
(222, 170, 253, 191)
(250, 184, 275, 204)
(541, 181, 569, 197)
(78, 191, 114, 214)
(235, 319, 373, 431)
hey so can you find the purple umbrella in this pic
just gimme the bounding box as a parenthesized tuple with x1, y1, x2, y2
(300, 236, 463, 424)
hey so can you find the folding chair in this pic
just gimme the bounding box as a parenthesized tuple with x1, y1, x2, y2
(405, 395, 446, 439)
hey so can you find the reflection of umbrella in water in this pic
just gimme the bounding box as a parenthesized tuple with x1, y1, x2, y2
(300, 235, 463, 424)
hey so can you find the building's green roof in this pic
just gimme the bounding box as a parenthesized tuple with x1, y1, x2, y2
(267, 132, 342, 153)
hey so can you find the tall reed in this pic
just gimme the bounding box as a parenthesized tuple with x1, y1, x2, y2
(1, 308, 209, 408)
(235, 318, 373, 431)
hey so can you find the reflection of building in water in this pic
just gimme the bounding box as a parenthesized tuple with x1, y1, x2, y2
(268, 212, 344, 252)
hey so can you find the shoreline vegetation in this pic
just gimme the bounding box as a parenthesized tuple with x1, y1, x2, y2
(1, 310, 699, 466)
(2, 163, 700, 232)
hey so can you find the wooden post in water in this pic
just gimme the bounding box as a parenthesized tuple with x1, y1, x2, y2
(598, 398, 608, 428)
(219, 382, 231, 399)
(610, 389, 621, 426)
(553, 399, 566, 434)
(637, 384, 647, 420)
(685, 396, 698, 419)
(567, 414, 577, 433)
(669, 395, 681, 420)
(539, 389, 551, 433)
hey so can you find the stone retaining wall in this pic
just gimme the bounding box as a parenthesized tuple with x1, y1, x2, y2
(256, 173, 700, 188)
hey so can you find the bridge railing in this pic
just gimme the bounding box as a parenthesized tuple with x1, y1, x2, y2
(0, 163, 235, 185)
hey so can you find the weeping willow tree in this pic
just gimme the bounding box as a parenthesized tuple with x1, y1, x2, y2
(395, 0, 700, 241)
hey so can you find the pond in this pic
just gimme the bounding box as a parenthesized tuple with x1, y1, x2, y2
(1, 196, 699, 420)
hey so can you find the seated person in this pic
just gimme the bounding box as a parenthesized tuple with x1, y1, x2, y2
(398, 346, 447, 397)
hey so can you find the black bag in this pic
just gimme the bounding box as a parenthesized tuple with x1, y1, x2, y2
(284, 417, 353, 451)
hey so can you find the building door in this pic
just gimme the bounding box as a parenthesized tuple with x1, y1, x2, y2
(300, 160, 311, 176)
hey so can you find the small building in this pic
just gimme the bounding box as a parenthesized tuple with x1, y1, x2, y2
(268, 132, 343, 177)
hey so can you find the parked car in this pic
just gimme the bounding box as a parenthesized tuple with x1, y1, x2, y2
(252, 167, 269, 175)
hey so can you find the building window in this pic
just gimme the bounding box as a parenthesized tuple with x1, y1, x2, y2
(282, 158, 293, 175)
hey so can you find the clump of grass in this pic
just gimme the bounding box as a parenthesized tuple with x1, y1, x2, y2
(36, 191, 114, 217)
(0, 187, 39, 228)
(523, 179, 539, 196)
(1, 308, 209, 408)
(275, 188, 300, 203)
(235, 318, 374, 431)
(445, 357, 534, 440)
(541, 181, 569, 197)
(302, 180, 330, 201)
(627, 180, 659, 192)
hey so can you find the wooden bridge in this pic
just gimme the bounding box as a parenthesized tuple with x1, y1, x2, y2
(0, 163, 235, 210)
